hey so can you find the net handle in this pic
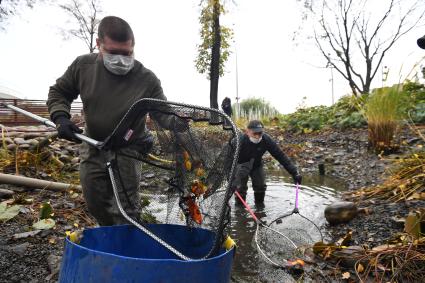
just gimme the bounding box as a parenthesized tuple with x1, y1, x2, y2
(294, 183, 299, 212)
(234, 191, 298, 268)
(234, 191, 259, 223)
(234, 191, 297, 246)
(107, 162, 192, 261)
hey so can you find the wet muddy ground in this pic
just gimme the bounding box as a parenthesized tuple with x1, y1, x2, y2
(0, 187, 95, 283)
(1, 125, 424, 282)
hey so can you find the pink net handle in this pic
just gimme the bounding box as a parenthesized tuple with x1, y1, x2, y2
(293, 183, 300, 213)
(235, 191, 259, 223)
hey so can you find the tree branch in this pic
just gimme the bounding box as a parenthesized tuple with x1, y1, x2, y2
(59, 0, 101, 53)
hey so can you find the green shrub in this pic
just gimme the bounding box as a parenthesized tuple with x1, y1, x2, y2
(279, 95, 366, 133)
(410, 102, 425, 123)
(334, 111, 367, 129)
(234, 81, 423, 134)
(403, 81, 425, 123)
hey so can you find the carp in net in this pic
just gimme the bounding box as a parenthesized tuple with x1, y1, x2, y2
(103, 98, 240, 260)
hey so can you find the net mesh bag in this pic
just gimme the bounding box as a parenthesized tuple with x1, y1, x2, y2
(257, 211, 323, 265)
(103, 98, 240, 260)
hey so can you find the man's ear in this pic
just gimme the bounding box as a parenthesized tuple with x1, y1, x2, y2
(96, 38, 101, 49)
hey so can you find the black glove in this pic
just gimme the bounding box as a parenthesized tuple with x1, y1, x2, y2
(292, 174, 302, 185)
(173, 117, 189, 133)
(129, 134, 154, 155)
(54, 115, 83, 143)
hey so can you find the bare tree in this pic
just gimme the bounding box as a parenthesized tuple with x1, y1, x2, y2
(309, 0, 425, 96)
(60, 0, 102, 53)
(0, 0, 38, 30)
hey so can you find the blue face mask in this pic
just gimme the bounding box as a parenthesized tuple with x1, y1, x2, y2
(102, 53, 134, 75)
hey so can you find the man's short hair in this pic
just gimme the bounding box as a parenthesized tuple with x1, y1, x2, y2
(98, 16, 135, 45)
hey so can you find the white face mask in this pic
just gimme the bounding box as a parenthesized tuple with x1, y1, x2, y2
(102, 53, 134, 75)
(249, 136, 262, 144)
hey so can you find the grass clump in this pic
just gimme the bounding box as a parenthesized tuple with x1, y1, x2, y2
(345, 149, 424, 203)
(364, 85, 408, 153)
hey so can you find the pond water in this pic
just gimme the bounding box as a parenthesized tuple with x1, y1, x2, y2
(140, 166, 347, 282)
(229, 170, 347, 282)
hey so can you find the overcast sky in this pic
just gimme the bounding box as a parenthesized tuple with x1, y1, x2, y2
(0, 0, 424, 113)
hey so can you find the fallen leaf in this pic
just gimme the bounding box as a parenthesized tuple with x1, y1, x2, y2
(404, 212, 422, 239)
(336, 230, 352, 246)
(313, 241, 327, 254)
(313, 241, 338, 259)
(407, 193, 422, 200)
(356, 263, 364, 273)
(372, 244, 395, 252)
(12, 230, 41, 239)
(32, 218, 55, 230)
(0, 201, 22, 221)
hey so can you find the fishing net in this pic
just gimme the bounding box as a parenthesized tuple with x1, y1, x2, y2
(102, 98, 240, 260)
(237, 185, 323, 269)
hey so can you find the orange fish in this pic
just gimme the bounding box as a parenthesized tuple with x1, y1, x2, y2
(184, 160, 192, 171)
(191, 180, 207, 197)
(183, 150, 190, 161)
(286, 259, 305, 267)
(187, 198, 202, 224)
(195, 167, 205, 177)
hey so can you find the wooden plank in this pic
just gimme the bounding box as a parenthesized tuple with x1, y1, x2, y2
(0, 98, 83, 126)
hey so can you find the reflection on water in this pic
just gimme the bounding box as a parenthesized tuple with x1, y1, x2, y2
(230, 170, 345, 282)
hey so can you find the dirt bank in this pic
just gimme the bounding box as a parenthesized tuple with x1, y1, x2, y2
(1, 125, 424, 282)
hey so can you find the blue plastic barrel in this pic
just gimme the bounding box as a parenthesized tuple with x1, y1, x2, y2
(59, 224, 234, 283)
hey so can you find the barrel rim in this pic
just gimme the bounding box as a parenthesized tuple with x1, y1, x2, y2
(65, 224, 235, 262)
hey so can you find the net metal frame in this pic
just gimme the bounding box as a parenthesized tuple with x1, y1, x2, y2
(236, 184, 324, 269)
(0, 100, 240, 260)
(234, 191, 298, 269)
(264, 184, 324, 267)
(267, 184, 323, 242)
(102, 98, 241, 260)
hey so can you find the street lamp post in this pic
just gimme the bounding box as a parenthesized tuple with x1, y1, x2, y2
(330, 65, 334, 105)
(381, 65, 388, 87)
(235, 47, 240, 119)
(326, 56, 335, 105)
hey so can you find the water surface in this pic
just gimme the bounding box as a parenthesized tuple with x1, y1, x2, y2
(230, 170, 346, 282)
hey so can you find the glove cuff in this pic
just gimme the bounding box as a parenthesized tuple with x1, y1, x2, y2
(52, 111, 70, 124)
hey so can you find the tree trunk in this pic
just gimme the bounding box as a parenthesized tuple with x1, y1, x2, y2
(209, 1, 221, 109)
